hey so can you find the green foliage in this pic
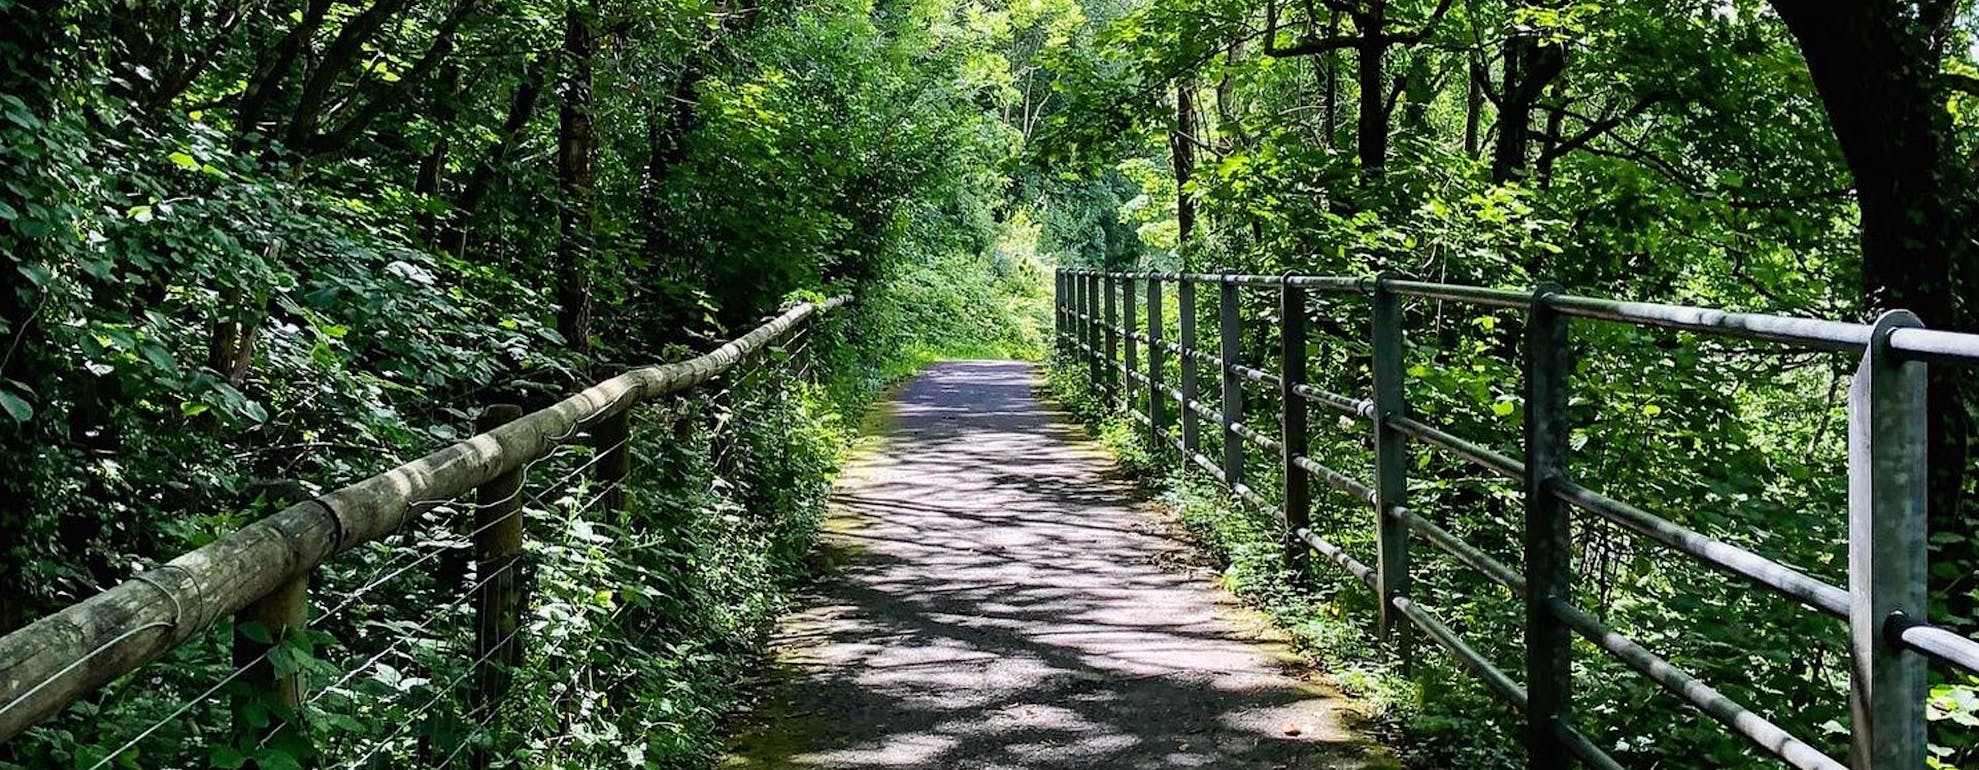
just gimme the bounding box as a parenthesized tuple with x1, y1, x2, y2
(0, 0, 1047, 764)
(1015, 0, 1979, 762)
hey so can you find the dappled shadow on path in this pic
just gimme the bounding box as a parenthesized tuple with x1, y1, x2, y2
(723, 361, 1391, 770)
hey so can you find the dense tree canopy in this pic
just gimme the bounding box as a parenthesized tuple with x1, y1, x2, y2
(1023, 0, 1979, 766)
(4, 0, 1979, 765)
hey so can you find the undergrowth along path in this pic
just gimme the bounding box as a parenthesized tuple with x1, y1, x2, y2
(724, 360, 1396, 769)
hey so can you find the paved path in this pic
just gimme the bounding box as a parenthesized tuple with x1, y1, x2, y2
(723, 361, 1392, 769)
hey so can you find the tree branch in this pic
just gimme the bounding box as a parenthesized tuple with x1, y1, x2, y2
(308, 0, 477, 155)
(282, 0, 417, 149)
(1534, 91, 1665, 164)
(1942, 72, 1979, 98)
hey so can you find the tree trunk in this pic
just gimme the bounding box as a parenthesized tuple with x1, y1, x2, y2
(1770, 0, 1977, 624)
(1324, 13, 1339, 148)
(1354, 33, 1386, 177)
(1173, 79, 1197, 248)
(440, 67, 544, 258)
(643, 67, 703, 257)
(1464, 58, 1482, 159)
(1216, 41, 1245, 152)
(415, 63, 460, 249)
(1491, 28, 1563, 183)
(556, 0, 598, 361)
(1535, 83, 1563, 187)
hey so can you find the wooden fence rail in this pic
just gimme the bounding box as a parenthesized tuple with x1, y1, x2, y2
(1055, 267, 1979, 770)
(0, 297, 847, 762)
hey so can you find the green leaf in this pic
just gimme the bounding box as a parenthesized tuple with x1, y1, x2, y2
(238, 622, 274, 645)
(167, 151, 199, 170)
(140, 343, 177, 373)
(15, 262, 49, 286)
(252, 748, 303, 770)
(0, 388, 31, 422)
(210, 746, 248, 769)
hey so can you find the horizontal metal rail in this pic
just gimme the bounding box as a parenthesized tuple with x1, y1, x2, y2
(1551, 480, 1848, 618)
(1229, 362, 1281, 388)
(1386, 279, 1530, 309)
(1392, 507, 1525, 595)
(1387, 414, 1524, 481)
(1056, 266, 1979, 768)
(1229, 420, 1282, 455)
(1888, 326, 1979, 365)
(1296, 526, 1377, 589)
(1292, 455, 1375, 502)
(1062, 267, 1979, 364)
(1390, 594, 1527, 710)
(1549, 597, 1845, 770)
(1890, 613, 1979, 677)
(1292, 383, 1373, 421)
(1554, 722, 1627, 770)
(1542, 294, 1871, 352)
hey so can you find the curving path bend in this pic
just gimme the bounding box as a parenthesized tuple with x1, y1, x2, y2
(723, 360, 1395, 770)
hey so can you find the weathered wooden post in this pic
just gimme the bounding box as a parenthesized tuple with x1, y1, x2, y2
(1123, 273, 1139, 417)
(1848, 310, 1928, 770)
(233, 565, 309, 759)
(594, 408, 631, 518)
(1280, 277, 1310, 576)
(471, 404, 527, 769)
(1370, 276, 1412, 657)
(1179, 278, 1201, 459)
(1521, 286, 1572, 770)
(1146, 275, 1167, 450)
(1104, 272, 1120, 406)
(1219, 275, 1244, 485)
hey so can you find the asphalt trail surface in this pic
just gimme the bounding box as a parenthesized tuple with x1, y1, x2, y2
(724, 360, 1393, 769)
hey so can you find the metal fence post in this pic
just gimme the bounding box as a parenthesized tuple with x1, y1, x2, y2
(1521, 286, 1572, 770)
(1179, 278, 1201, 459)
(1147, 275, 1167, 450)
(1104, 272, 1120, 406)
(1072, 269, 1085, 359)
(471, 403, 527, 768)
(1280, 277, 1310, 576)
(1080, 271, 1093, 387)
(1062, 270, 1073, 354)
(595, 408, 631, 518)
(1054, 269, 1065, 352)
(1124, 274, 1139, 418)
(1086, 272, 1103, 390)
(1848, 309, 1928, 770)
(1370, 276, 1412, 657)
(1219, 276, 1244, 486)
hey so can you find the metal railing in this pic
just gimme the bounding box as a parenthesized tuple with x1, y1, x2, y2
(1054, 267, 1979, 770)
(0, 297, 846, 767)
